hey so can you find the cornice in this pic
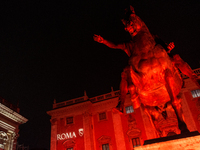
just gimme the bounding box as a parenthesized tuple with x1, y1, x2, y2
(47, 97, 120, 119)
(47, 97, 120, 118)
(0, 120, 15, 132)
(92, 97, 118, 112)
(47, 101, 92, 118)
(0, 103, 28, 124)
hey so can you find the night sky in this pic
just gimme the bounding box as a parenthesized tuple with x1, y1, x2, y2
(0, 1, 200, 149)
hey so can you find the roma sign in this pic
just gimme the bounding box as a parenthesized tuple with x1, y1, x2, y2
(57, 128, 84, 140)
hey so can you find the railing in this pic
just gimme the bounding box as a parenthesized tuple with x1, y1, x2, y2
(53, 96, 88, 109)
(181, 68, 200, 79)
(89, 90, 120, 103)
(0, 97, 20, 113)
(53, 90, 120, 109)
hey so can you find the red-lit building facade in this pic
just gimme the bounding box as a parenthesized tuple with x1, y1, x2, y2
(47, 68, 200, 150)
(0, 98, 28, 150)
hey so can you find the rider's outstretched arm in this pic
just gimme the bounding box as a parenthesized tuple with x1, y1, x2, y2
(93, 34, 125, 50)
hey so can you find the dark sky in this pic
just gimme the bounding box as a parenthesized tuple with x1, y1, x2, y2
(0, 0, 200, 149)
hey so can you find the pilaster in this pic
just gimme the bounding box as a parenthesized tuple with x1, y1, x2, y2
(83, 111, 94, 150)
(12, 132, 18, 150)
(50, 119, 57, 150)
(112, 111, 126, 150)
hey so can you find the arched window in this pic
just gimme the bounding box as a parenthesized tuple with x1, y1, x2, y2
(63, 139, 76, 150)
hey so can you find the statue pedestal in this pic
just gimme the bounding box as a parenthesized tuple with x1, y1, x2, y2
(135, 132, 200, 150)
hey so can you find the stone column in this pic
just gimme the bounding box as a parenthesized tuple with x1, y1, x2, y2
(83, 111, 94, 150)
(112, 111, 126, 150)
(7, 131, 12, 150)
(50, 119, 57, 150)
(10, 132, 18, 150)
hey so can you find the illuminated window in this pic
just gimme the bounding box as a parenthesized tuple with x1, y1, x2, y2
(125, 106, 134, 114)
(67, 148, 73, 150)
(132, 137, 140, 147)
(102, 143, 109, 150)
(191, 89, 200, 98)
(99, 112, 107, 120)
(66, 117, 73, 124)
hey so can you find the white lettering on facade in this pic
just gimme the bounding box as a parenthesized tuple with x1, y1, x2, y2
(66, 133, 70, 139)
(78, 128, 84, 137)
(57, 132, 77, 140)
(61, 133, 66, 139)
(72, 132, 76, 138)
(57, 134, 61, 140)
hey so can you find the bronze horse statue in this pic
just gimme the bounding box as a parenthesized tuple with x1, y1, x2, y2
(94, 6, 199, 137)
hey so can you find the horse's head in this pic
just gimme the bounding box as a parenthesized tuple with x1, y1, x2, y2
(121, 6, 144, 37)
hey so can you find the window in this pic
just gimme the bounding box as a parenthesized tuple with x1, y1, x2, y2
(132, 137, 140, 147)
(191, 89, 200, 98)
(102, 143, 109, 150)
(63, 140, 75, 150)
(198, 79, 200, 85)
(99, 112, 107, 120)
(98, 136, 112, 150)
(196, 98, 200, 111)
(125, 106, 134, 114)
(66, 117, 73, 124)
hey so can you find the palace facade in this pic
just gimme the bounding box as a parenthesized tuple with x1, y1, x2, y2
(47, 68, 200, 150)
(0, 98, 28, 150)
